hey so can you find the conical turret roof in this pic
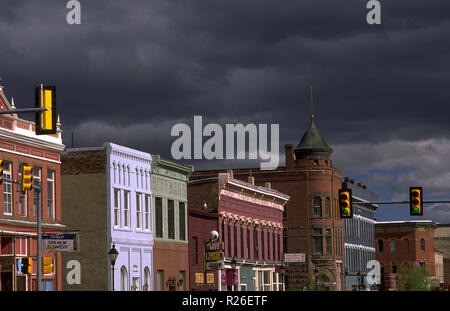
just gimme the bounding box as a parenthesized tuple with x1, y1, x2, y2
(294, 118, 333, 160)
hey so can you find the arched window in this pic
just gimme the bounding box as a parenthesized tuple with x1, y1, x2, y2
(143, 267, 151, 291)
(127, 166, 131, 186)
(313, 197, 322, 217)
(325, 197, 331, 218)
(136, 168, 139, 188)
(120, 266, 128, 291)
(113, 162, 117, 184)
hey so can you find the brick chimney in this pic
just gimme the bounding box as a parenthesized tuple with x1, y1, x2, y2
(285, 144, 294, 170)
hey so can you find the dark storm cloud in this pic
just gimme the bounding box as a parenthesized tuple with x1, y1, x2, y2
(1, 0, 450, 158)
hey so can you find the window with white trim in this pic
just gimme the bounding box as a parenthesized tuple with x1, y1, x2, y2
(144, 194, 150, 230)
(3, 162, 12, 215)
(113, 189, 120, 227)
(124, 191, 130, 228)
(136, 193, 142, 230)
(33, 167, 42, 217)
(47, 170, 55, 219)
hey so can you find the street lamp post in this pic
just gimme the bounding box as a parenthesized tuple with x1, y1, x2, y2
(313, 267, 319, 291)
(108, 244, 119, 291)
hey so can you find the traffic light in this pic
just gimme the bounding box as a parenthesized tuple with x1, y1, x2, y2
(21, 257, 32, 274)
(35, 85, 57, 135)
(339, 189, 353, 218)
(21, 165, 33, 192)
(410, 187, 423, 216)
(42, 257, 54, 274)
(0, 160, 3, 185)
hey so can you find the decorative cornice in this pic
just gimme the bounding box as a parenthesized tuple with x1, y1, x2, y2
(0, 128, 65, 153)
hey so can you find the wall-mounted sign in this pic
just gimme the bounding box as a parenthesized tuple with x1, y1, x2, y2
(206, 273, 215, 284)
(204, 241, 225, 271)
(42, 233, 78, 252)
(284, 253, 306, 263)
(195, 273, 204, 284)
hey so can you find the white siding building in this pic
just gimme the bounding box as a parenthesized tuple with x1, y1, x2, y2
(107, 143, 153, 291)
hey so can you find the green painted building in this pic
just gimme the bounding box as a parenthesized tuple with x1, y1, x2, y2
(151, 155, 193, 290)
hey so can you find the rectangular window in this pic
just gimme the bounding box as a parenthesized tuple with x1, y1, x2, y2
(261, 229, 265, 260)
(124, 191, 130, 228)
(33, 168, 41, 217)
(272, 231, 276, 260)
(144, 195, 150, 230)
(240, 226, 244, 258)
(168, 200, 174, 239)
(113, 189, 120, 227)
(3, 162, 12, 215)
(313, 197, 322, 217)
(227, 223, 231, 256)
(254, 228, 259, 260)
(155, 197, 163, 238)
(390, 239, 396, 253)
(233, 225, 237, 257)
(193, 236, 198, 264)
(263, 270, 271, 291)
(313, 228, 323, 254)
(136, 193, 142, 230)
(378, 239, 383, 252)
(247, 228, 250, 259)
(326, 229, 332, 255)
(179, 202, 186, 241)
(19, 190, 27, 216)
(420, 238, 425, 252)
(392, 263, 397, 274)
(47, 170, 55, 219)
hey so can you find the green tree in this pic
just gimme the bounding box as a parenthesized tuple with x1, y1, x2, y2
(398, 262, 431, 291)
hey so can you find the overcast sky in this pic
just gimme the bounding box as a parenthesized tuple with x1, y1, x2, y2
(1, 0, 450, 223)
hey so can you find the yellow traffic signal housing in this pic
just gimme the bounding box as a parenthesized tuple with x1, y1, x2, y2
(339, 189, 353, 218)
(21, 165, 33, 192)
(0, 160, 3, 185)
(42, 257, 54, 274)
(35, 85, 57, 135)
(410, 187, 423, 216)
(21, 257, 32, 274)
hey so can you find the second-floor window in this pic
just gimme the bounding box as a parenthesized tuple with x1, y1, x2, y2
(420, 238, 425, 252)
(313, 197, 322, 217)
(113, 189, 120, 227)
(3, 162, 12, 215)
(155, 197, 163, 238)
(136, 193, 142, 230)
(124, 191, 130, 228)
(378, 239, 383, 252)
(390, 239, 396, 253)
(33, 168, 42, 217)
(144, 195, 150, 230)
(179, 202, 186, 240)
(47, 170, 55, 219)
(168, 200, 174, 239)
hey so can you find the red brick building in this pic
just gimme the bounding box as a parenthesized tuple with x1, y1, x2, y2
(191, 117, 345, 290)
(0, 81, 65, 291)
(375, 220, 438, 290)
(188, 172, 289, 291)
(188, 209, 220, 290)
